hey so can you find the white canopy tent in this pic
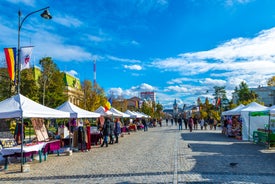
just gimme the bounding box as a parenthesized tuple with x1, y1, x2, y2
(109, 107, 130, 118)
(56, 101, 100, 118)
(95, 106, 122, 117)
(0, 94, 70, 118)
(124, 110, 143, 118)
(240, 102, 269, 141)
(0, 94, 70, 172)
(222, 104, 245, 116)
(133, 111, 150, 118)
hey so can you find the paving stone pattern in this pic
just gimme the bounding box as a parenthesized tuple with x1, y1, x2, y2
(1, 124, 275, 183)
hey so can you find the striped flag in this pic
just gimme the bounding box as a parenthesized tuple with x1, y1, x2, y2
(20, 46, 33, 70)
(104, 97, 112, 112)
(3, 48, 16, 81)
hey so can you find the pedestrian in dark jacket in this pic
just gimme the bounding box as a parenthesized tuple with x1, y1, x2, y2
(109, 118, 115, 144)
(101, 118, 111, 147)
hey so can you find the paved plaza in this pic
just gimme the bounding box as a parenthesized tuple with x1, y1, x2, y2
(1, 124, 275, 183)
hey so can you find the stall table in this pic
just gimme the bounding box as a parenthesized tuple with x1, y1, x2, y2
(1, 142, 44, 170)
(90, 133, 102, 145)
(42, 140, 61, 161)
(1, 140, 61, 170)
(253, 130, 275, 147)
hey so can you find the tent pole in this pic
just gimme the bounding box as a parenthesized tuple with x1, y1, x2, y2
(20, 117, 24, 172)
(268, 113, 271, 149)
(248, 113, 250, 141)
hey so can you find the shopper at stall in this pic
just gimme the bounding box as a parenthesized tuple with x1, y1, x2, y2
(142, 118, 148, 131)
(101, 117, 111, 147)
(109, 118, 115, 144)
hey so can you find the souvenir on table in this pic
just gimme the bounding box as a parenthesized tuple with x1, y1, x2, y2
(0, 138, 17, 148)
(58, 125, 69, 138)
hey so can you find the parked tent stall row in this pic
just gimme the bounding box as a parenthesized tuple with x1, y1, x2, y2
(222, 102, 275, 147)
(0, 94, 150, 172)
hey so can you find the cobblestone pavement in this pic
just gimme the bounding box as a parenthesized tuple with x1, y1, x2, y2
(1, 124, 275, 183)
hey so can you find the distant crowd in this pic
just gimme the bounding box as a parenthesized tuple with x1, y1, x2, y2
(165, 117, 219, 132)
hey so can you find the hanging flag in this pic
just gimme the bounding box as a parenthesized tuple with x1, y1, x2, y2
(20, 46, 33, 70)
(3, 48, 16, 81)
(216, 97, 221, 107)
(104, 97, 112, 112)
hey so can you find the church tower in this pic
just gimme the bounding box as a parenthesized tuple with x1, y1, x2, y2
(173, 99, 178, 117)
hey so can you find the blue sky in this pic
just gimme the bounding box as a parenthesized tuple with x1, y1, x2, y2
(1, 0, 275, 109)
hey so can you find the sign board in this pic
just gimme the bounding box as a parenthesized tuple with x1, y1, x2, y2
(31, 118, 49, 142)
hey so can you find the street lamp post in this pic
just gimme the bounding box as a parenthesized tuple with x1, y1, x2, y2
(17, 7, 52, 94)
(17, 7, 52, 173)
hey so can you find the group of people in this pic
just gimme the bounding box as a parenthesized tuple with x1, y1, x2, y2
(222, 116, 242, 137)
(166, 116, 219, 132)
(100, 117, 121, 147)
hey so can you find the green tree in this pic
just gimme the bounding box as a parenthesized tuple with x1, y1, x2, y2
(0, 68, 13, 100)
(39, 57, 66, 108)
(267, 76, 275, 86)
(154, 102, 163, 119)
(112, 96, 128, 112)
(20, 68, 39, 102)
(235, 81, 258, 105)
(141, 101, 154, 118)
(81, 80, 106, 111)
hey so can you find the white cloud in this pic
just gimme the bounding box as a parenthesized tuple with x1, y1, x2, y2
(152, 27, 275, 93)
(164, 85, 188, 93)
(66, 70, 78, 77)
(108, 87, 124, 97)
(53, 15, 83, 28)
(131, 40, 140, 46)
(226, 0, 253, 6)
(6, 0, 36, 6)
(29, 30, 93, 62)
(202, 78, 227, 86)
(107, 55, 141, 63)
(124, 64, 142, 70)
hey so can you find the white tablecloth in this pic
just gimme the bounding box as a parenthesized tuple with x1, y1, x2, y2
(0, 142, 45, 156)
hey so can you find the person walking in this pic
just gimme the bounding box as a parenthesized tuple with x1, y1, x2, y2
(109, 118, 115, 144)
(178, 118, 183, 130)
(101, 117, 111, 147)
(188, 117, 194, 132)
(114, 118, 121, 143)
(184, 118, 188, 130)
(209, 117, 214, 130)
(200, 118, 205, 130)
(142, 118, 148, 131)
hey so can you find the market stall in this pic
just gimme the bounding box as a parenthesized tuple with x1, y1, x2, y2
(56, 101, 101, 151)
(253, 106, 275, 148)
(0, 94, 70, 172)
(240, 102, 269, 141)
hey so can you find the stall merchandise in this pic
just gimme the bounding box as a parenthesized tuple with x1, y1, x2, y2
(0, 94, 70, 171)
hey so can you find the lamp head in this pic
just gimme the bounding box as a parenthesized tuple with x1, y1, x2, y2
(41, 9, 52, 19)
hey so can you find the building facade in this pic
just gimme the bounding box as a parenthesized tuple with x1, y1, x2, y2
(140, 91, 156, 102)
(250, 86, 275, 106)
(63, 73, 84, 106)
(232, 86, 275, 106)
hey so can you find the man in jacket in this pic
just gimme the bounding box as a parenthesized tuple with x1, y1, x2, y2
(101, 118, 111, 147)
